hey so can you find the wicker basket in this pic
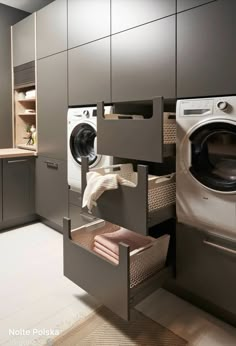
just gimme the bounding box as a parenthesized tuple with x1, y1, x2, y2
(93, 164, 176, 213)
(71, 221, 170, 289)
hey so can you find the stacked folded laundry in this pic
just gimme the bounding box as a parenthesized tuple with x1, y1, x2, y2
(93, 227, 155, 264)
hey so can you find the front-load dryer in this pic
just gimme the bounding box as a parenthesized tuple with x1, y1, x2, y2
(176, 96, 236, 240)
(67, 106, 113, 192)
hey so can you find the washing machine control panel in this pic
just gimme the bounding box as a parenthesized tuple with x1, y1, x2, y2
(68, 106, 113, 121)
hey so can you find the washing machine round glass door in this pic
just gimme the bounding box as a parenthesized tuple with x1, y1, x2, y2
(189, 122, 236, 192)
(70, 122, 100, 166)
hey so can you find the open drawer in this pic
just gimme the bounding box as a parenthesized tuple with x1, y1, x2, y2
(63, 218, 172, 320)
(97, 97, 176, 163)
(82, 158, 176, 235)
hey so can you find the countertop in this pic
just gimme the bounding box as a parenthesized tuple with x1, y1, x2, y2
(0, 148, 37, 159)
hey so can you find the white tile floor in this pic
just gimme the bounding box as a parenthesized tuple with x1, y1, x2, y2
(0, 223, 99, 346)
(1, 222, 236, 346)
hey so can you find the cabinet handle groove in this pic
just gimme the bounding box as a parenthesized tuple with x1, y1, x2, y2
(203, 240, 236, 256)
(7, 159, 28, 164)
(44, 161, 58, 169)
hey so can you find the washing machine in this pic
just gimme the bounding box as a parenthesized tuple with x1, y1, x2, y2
(176, 96, 236, 240)
(68, 106, 113, 192)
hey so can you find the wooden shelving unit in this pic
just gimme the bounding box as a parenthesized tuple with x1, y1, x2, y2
(14, 85, 37, 152)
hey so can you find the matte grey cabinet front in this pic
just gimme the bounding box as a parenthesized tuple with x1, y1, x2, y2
(0, 160, 2, 222)
(68, 0, 110, 49)
(37, 51, 67, 160)
(112, 0, 175, 34)
(12, 14, 35, 67)
(177, 223, 236, 316)
(177, 0, 216, 12)
(68, 38, 110, 106)
(36, 0, 67, 59)
(3, 157, 35, 221)
(177, 0, 236, 97)
(35, 156, 68, 229)
(112, 17, 175, 102)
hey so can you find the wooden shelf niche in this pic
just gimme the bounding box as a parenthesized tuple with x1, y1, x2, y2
(14, 85, 37, 152)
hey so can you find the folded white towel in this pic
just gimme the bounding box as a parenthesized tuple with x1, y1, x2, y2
(82, 171, 136, 212)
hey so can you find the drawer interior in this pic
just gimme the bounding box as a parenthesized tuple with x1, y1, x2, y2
(63, 217, 172, 320)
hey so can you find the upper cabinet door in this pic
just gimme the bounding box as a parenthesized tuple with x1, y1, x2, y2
(112, 0, 175, 34)
(68, 0, 110, 49)
(112, 17, 175, 102)
(36, 0, 67, 59)
(37, 52, 67, 160)
(177, 0, 216, 12)
(177, 0, 236, 98)
(68, 38, 111, 106)
(12, 13, 35, 67)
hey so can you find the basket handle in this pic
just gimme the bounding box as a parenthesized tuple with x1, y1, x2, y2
(153, 172, 176, 184)
(90, 163, 133, 175)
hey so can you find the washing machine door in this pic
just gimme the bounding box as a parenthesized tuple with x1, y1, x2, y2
(189, 121, 236, 192)
(70, 122, 100, 166)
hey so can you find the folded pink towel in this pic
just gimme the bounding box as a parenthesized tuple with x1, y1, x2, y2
(94, 228, 153, 256)
(94, 241, 119, 261)
(93, 246, 119, 265)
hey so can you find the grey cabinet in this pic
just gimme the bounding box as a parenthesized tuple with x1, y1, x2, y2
(112, 0, 175, 34)
(177, 0, 216, 12)
(35, 156, 68, 229)
(0, 160, 2, 222)
(36, 0, 67, 59)
(177, 0, 236, 97)
(2, 157, 35, 221)
(68, 38, 110, 106)
(12, 13, 35, 67)
(37, 51, 67, 160)
(176, 223, 236, 316)
(68, 0, 110, 49)
(112, 17, 175, 102)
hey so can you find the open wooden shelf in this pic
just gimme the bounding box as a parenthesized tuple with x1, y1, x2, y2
(18, 98, 36, 102)
(18, 112, 37, 116)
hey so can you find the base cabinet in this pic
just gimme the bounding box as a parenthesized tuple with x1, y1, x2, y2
(3, 157, 35, 221)
(176, 223, 236, 316)
(35, 156, 68, 230)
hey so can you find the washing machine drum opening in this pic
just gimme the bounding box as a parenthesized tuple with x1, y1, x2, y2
(70, 123, 97, 166)
(190, 122, 236, 192)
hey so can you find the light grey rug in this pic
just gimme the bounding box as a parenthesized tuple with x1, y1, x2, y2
(52, 306, 188, 346)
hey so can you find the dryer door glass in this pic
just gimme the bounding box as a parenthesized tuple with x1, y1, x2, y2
(70, 123, 97, 165)
(190, 122, 236, 192)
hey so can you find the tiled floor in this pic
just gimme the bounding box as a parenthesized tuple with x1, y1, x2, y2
(1, 222, 236, 346)
(0, 223, 99, 346)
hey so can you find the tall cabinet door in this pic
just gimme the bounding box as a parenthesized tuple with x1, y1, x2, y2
(177, 0, 236, 97)
(112, 16, 176, 102)
(0, 160, 2, 222)
(12, 13, 35, 67)
(36, 0, 67, 59)
(37, 51, 67, 160)
(68, 37, 111, 105)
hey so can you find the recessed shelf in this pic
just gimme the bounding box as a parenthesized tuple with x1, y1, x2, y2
(17, 144, 37, 151)
(18, 112, 36, 116)
(18, 98, 36, 102)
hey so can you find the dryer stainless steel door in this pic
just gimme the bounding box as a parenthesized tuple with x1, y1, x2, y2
(189, 121, 236, 192)
(70, 122, 100, 166)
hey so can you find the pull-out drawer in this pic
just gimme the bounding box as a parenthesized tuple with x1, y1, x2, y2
(97, 98, 176, 163)
(176, 223, 236, 316)
(63, 218, 172, 320)
(82, 158, 176, 235)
